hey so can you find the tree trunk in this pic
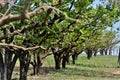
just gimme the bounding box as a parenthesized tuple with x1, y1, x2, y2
(94, 50, 97, 57)
(62, 55, 66, 68)
(71, 51, 78, 64)
(0, 48, 18, 80)
(100, 49, 104, 56)
(72, 54, 76, 64)
(62, 50, 70, 68)
(118, 48, 120, 65)
(31, 52, 52, 75)
(4, 49, 9, 80)
(6, 49, 13, 80)
(0, 52, 4, 80)
(19, 58, 27, 80)
(19, 51, 30, 80)
(66, 55, 70, 64)
(8, 54, 18, 80)
(105, 49, 107, 55)
(109, 47, 112, 55)
(36, 54, 41, 74)
(51, 48, 61, 69)
(33, 53, 37, 75)
(53, 53, 61, 69)
(86, 48, 92, 60)
(32, 53, 42, 75)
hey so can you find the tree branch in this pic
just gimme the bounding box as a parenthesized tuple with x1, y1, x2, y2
(23, 0, 30, 13)
(0, 6, 50, 27)
(0, 5, 83, 27)
(69, 0, 75, 11)
(0, 43, 46, 51)
(21, 0, 31, 22)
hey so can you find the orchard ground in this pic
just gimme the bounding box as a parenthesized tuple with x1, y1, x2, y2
(12, 54, 120, 80)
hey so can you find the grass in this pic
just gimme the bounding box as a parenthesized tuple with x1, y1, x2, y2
(40, 54, 120, 80)
(13, 54, 120, 80)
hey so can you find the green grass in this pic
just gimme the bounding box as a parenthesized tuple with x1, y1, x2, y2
(40, 54, 120, 80)
(12, 54, 120, 80)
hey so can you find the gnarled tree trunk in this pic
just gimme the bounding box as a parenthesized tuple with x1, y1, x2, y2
(19, 51, 30, 80)
(62, 48, 70, 68)
(51, 48, 62, 69)
(53, 53, 61, 69)
(32, 53, 41, 75)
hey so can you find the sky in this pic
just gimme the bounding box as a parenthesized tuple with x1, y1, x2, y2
(93, 0, 109, 7)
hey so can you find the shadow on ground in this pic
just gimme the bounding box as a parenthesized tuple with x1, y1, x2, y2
(40, 66, 120, 78)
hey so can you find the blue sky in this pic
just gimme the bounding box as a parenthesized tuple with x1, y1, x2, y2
(92, 0, 109, 8)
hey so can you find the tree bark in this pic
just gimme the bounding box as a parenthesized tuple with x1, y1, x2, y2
(6, 49, 13, 80)
(0, 52, 4, 80)
(0, 48, 16, 80)
(72, 54, 76, 64)
(86, 48, 92, 60)
(8, 54, 18, 80)
(3, 49, 9, 80)
(32, 53, 42, 75)
(19, 51, 30, 80)
(100, 49, 104, 56)
(53, 53, 61, 69)
(62, 55, 66, 68)
(51, 48, 62, 69)
(62, 51, 70, 68)
(1, 49, 18, 80)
